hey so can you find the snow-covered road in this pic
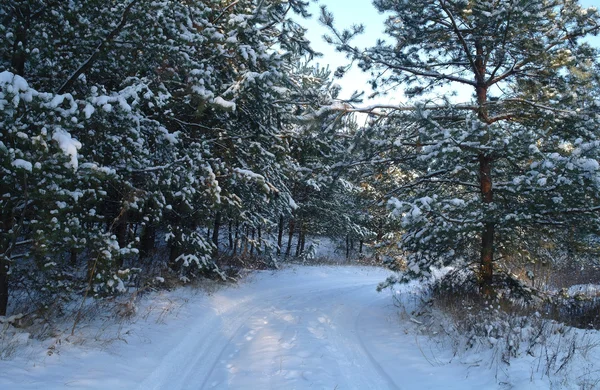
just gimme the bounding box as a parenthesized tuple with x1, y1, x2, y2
(138, 267, 400, 390)
(0, 266, 557, 389)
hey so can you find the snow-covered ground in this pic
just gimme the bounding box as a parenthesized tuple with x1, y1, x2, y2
(0, 266, 598, 389)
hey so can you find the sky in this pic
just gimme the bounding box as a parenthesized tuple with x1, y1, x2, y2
(299, 0, 390, 104)
(298, 0, 600, 106)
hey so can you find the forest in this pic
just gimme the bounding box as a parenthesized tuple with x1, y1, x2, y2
(2, 0, 600, 341)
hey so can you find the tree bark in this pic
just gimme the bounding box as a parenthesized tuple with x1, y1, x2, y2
(169, 242, 180, 266)
(295, 221, 303, 257)
(70, 247, 78, 267)
(114, 211, 128, 268)
(300, 223, 306, 255)
(11, 13, 29, 76)
(242, 225, 248, 256)
(228, 219, 233, 249)
(257, 224, 262, 255)
(479, 154, 494, 294)
(212, 211, 221, 257)
(346, 234, 350, 260)
(233, 220, 239, 255)
(277, 215, 284, 255)
(285, 219, 295, 257)
(0, 259, 8, 316)
(375, 220, 383, 262)
(474, 37, 495, 294)
(139, 224, 156, 260)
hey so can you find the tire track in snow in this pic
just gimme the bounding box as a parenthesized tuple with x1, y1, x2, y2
(137, 268, 397, 390)
(136, 280, 350, 390)
(197, 283, 382, 390)
(354, 295, 402, 390)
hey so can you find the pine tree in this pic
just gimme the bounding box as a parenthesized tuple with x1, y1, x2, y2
(0, 0, 321, 314)
(323, 0, 600, 293)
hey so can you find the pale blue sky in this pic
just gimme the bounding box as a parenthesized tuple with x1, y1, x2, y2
(299, 0, 600, 105)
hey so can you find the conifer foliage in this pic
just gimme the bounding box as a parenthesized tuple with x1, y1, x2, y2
(0, 0, 354, 316)
(323, 0, 600, 293)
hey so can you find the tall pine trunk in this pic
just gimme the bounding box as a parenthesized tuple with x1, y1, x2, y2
(475, 46, 495, 294)
(479, 154, 494, 294)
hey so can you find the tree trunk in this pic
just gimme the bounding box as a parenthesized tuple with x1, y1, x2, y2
(169, 243, 181, 266)
(212, 211, 221, 257)
(377, 220, 383, 241)
(228, 219, 233, 249)
(346, 234, 350, 260)
(277, 215, 284, 255)
(474, 39, 495, 294)
(114, 211, 128, 268)
(375, 220, 383, 262)
(243, 225, 248, 256)
(474, 40, 489, 123)
(250, 228, 255, 256)
(11, 5, 29, 76)
(139, 224, 156, 260)
(233, 220, 239, 255)
(359, 240, 363, 254)
(0, 259, 8, 316)
(300, 224, 306, 255)
(70, 247, 78, 267)
(295, 221, 303, 257)
(479, 154, 494, 294)
(285, 219, 295, 257)
(257, 224, 262, 255)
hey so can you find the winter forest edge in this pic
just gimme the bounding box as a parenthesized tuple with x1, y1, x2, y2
(3, 0, 600, 375)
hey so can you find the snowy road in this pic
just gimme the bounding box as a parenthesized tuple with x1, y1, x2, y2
(1, 266, 539, 389)
(138, 267, 401, 390)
